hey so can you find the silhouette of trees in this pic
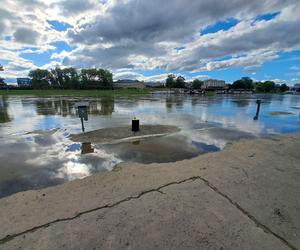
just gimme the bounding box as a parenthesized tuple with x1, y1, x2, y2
(28, 67, 113, 89)
(50, 67, 80, 89)
(166, 74, 176, 88)
(232, 77, 254, 90)
(29, 69, 52, 89)
(166, 74, 186, 88)
(191, 79, 203, 89)
(255, 81, 276, 93)
(0, 65, 6, 86)
(80, 68, 113, 89)
(279, 83, 289, 92)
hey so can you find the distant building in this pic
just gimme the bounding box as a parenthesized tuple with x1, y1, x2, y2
(290, 83, 300, 93)
(202, 79, 226, 90)
(114, 79, 145, 89)
(144, 81, 164, 88)
(17, 78, 32, 87)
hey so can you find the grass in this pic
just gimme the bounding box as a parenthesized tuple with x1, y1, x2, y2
(204, 91, 215, 96)
(0, 89, 154, 97)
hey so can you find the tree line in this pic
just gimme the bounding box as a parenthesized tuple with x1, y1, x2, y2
(0, 65, 5, 87)
(0, 65, 291, 93)
(27, 67, 113, 89)
(165, 74, 289, 93)
(230, 77, 289, 92)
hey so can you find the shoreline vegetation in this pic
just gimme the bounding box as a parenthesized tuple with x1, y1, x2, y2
(0, 89, 154, 97)
(0, 89, 297, 97)
(0, 66, 296, 95)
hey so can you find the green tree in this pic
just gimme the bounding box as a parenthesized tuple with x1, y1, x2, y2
(175, 76, 186, 88)
(166, 74, 176, 88)
(263, 81, 276, 92)
(66, 67, 81, 89)
(232, 77, 254, 90)
(279, 83, 289, 92)
(192, 79, 203, 89)
(0, 65, 6, 86)
(80, 68, 113, 89)
(97, 69, 113, 89)
(50, 67, 63, 88)
(29, 69, 51, 89)
(255, 81, 276, 93)
(51, 67, 80, 89)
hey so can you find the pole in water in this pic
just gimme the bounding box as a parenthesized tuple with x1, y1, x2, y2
(253, 99, 261, 120)
(81, 117, 85, 132)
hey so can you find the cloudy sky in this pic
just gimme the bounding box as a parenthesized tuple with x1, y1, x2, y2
(0, 0, 300, 84)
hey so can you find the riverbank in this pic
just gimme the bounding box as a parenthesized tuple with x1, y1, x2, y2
(0, 89, 154, 97)
(0, 133, 300, 249)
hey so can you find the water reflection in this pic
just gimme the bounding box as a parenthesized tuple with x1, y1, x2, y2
(231, 99, 251, 107)
(28, 97, 116, 117)
(81, 142, 94, 154)
(0, 94, 299, 198)
(101, 135, 205, 164)
(90, 97, 114, 116)
(0, 96, 11, 123)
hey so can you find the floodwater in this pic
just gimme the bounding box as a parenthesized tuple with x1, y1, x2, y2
(0, 93, 299, 198)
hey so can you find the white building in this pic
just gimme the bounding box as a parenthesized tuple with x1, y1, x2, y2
(290, 83, 300, 93)
(114, 80, 145, 89)
(202, 79, 226, 90)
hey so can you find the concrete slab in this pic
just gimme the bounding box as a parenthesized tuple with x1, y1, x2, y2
(1, 181, 290, 250)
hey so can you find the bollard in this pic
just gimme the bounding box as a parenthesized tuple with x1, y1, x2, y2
(253, 99, 261, 120)
(132, 117, 140, 132)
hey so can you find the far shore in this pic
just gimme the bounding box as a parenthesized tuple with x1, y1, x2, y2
(0, 89, 154, 97)
(0, 133, 299, 249)
(0, 89, 299, 97)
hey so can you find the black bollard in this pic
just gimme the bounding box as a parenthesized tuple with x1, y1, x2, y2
(253, 99, 261, 120)
(132, 117, 140, 132)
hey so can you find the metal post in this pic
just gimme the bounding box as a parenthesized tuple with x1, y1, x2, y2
(81, 117, 85, 132)
(253, 100, 261, 120)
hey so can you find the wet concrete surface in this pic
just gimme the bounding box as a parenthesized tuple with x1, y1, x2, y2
(0, 133, 299, 249)
(70, 125, 180, 143)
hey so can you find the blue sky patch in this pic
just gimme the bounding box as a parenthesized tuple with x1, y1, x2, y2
(255, 12, 280, 22)
(20, 51, 58, 67)
(4, 36, 12, 41)
(47, 20, 73, 32)
(174, 46, 185, 51)
(50, 41, 73, 53)
(201, 18, 239, 35)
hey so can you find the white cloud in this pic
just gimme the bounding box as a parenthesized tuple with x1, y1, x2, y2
(1, 0, 300, 83)
(290, 66, 300, 70)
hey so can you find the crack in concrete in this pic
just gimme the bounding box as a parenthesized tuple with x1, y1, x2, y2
(196, 176, 298, 250)
(0, 175, 298, 250)
(0, 176, 198, 245)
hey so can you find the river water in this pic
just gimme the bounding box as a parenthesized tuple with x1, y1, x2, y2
(0, 93, 299, 198)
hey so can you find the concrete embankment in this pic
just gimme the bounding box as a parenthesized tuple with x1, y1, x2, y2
(0, 133, 300, 249)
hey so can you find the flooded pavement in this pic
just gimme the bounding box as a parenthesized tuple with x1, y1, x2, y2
(0, 93, 299, 198)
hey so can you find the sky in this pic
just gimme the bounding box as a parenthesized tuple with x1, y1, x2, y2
(0, 0, 300, 85)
